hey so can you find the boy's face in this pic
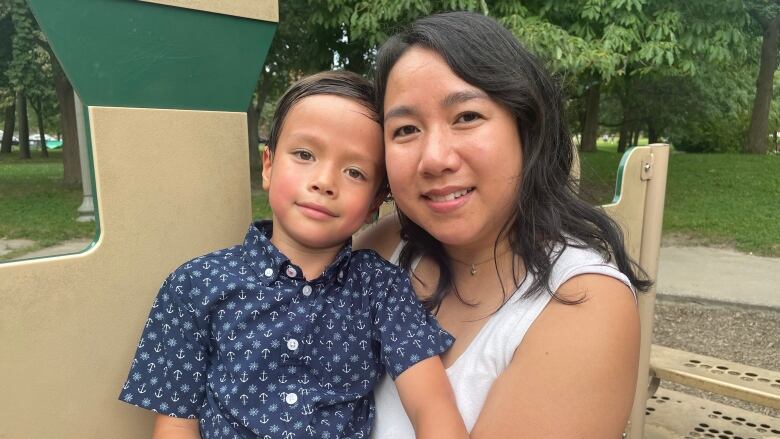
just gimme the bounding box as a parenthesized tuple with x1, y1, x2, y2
(262, 94, 384, 251)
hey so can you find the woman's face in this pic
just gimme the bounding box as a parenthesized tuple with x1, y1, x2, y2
(383, 47, 523, 250)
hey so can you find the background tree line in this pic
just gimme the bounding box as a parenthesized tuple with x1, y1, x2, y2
(2, 0, 779, 186)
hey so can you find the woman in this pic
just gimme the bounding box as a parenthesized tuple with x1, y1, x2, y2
(356, 11, 651, 438)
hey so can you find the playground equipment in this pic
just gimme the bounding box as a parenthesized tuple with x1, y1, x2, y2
(0, 1, 276, 437)
(0, 1, 777, 437)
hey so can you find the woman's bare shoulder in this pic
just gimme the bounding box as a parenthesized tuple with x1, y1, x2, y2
(470, 274, 639, 438)
(353, 211, 403, 260)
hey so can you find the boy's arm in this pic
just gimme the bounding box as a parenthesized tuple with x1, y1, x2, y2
(152, 415, 201, 439)
(394, 356, 469, 439)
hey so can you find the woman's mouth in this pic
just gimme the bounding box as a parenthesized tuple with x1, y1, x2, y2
(425, 188, 474, 202)
(422, 187, 475, 213)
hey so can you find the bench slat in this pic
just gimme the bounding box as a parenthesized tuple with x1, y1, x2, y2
(644, 388, 780, 439)
(650, 345, 780, 409)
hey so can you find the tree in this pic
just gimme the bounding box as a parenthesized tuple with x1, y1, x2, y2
(0, 7, 14, 155)
(744, 0, 780, 154)
(3, 0, 80, 180)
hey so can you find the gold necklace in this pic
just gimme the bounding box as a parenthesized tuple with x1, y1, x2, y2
(449, 248, 513, 276)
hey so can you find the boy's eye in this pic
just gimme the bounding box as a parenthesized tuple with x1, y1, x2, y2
(392, 125, 419, 138)
(293, 150, 314, 161)
(345, 168, 365, 180)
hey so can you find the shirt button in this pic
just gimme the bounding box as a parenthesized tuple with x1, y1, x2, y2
(264, 268, 273, 277)
(301, 285, 312, 297)
(285, 393, 298, 405)
(285, 266, 297, 278)
(287, 338, 299, 351)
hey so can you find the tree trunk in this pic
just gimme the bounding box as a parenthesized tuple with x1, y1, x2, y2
(251, 71, 273, 185)
(617, 74, 633, 154)
(17, 90, 30, 159)
(648, 121, 659, 144)
(255, 70, 272, 135)
(632, 128, 640, 147)
(745, 14, 780, 154)
(618, 124, 629, 153)
(53, 58, 80, 185)
(33, 97, 48, 157)
(1, 100, 14, 154)
(247, 99, 261, 186)
(580, 81, 601, 153)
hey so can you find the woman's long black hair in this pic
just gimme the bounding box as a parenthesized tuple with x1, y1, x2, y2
(374, 11, 652, 311)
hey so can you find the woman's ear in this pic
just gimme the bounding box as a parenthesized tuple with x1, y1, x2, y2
(261, 147, 273, 191)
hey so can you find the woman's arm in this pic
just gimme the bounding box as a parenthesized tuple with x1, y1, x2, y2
(470, 274, 640, 438)
(152, 415, 201, 439)
(353, 210, 402, 258)
(394, 356, 469, 439)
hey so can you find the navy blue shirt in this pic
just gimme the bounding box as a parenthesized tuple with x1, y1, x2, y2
(120, 221, 454, 438)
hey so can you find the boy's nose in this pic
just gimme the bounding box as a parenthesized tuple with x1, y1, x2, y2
(310, 173, 337, 197)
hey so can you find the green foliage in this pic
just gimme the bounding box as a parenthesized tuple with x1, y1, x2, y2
(0, 0, 57, 131)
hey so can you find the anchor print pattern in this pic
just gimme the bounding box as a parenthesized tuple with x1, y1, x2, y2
(120, 221, 454, 439)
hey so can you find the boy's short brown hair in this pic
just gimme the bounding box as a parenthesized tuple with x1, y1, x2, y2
(266, 71, 378, 154)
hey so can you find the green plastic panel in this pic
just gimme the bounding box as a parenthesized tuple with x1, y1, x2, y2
(26, 0, 276, 111)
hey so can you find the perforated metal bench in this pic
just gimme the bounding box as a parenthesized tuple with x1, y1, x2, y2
(642, 345, 780, 438)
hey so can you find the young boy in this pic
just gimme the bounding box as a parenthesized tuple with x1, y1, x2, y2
(119, 71, 467, 439)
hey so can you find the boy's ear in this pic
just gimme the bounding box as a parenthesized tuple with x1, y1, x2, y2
(261, 147, 273, 191)
(364, 189, 389, 224)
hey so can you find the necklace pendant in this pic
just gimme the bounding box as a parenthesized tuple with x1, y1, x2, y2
(470, 264, 477, 276)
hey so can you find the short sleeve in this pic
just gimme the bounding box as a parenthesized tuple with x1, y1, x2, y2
(119, 269, 210, 417)
(372, 268, 454, 380)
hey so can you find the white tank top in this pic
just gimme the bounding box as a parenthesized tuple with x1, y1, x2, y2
(371, 242, 633, 438)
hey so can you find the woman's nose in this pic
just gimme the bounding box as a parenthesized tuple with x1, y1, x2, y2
(417, 128, 461, 177)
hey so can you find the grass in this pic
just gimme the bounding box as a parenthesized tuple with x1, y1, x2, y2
(251, 189, 271, 221)
(2, 145, 779, 260)
(580, 146, 780, 256)
(0, 151, 96, 260)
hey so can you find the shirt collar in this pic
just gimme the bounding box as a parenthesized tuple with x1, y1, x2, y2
(242, 220, 352, 285)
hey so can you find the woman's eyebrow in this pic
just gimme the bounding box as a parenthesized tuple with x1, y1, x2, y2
(441, 90, 489, 107)
(384, 105, 416, 122)
(384, 90, 488, 122)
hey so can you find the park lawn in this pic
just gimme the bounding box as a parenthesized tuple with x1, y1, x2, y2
(2, 148, 779, 260)
(0, 151, 96, 260)
(579, 149, 780, 256)
(251, 189, 271, 220)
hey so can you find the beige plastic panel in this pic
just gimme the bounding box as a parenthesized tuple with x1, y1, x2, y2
(0, 107, 252, 438)
(140, 0, 279, 22)
(652, 345, 780, 409)
(601, 144, 670, 438)
(644, 388, 780, 439)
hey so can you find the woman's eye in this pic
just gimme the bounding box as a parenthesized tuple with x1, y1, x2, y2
(392, 125, 419, 138)
(346, 168, 365, 180)
(293, 150, 313, 161)
(456, 112, 481, 123)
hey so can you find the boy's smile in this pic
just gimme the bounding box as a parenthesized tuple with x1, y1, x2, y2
(262, 94, 384, 267)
